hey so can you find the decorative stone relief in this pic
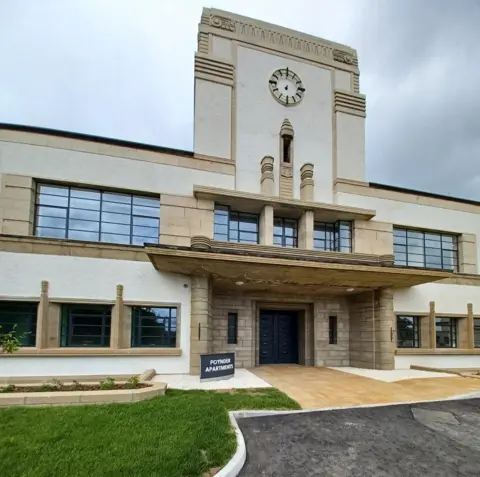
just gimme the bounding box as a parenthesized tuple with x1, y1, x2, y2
(333, 49, 357, 66)
(280, 118, 294, 137)
(300, 163, 314, 201)
(280, 167, 293, 178)
(210, 15, 235, 32)
(260, 156, 275, 196)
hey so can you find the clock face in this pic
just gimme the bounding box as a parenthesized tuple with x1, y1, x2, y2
(269, 68, 305, 106)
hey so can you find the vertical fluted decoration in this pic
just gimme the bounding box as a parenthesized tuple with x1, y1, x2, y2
(260, 156, 275, 196)
(300, 163, 314, 201)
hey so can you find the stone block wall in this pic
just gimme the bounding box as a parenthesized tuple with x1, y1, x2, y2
(349, 288, 394, 370)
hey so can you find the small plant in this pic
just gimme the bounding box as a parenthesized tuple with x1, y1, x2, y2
(125, 376, 140, 389)
(0, 325, 29, 354)
(0, 384, 16, 393)
(99, 377, 115, 390)
(72, 380, 82, 391)
(51, 378, 64, 390)
(38, 384, 56, 392)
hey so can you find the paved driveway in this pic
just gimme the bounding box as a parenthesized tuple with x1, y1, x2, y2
(238, 398, 480, 476)
(252, 365, 480, 408)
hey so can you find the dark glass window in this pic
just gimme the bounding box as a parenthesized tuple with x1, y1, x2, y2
(227, 312, 238, 345)
(35, 184, 160, 245)
(0, 301, 37, 347)
(131, 307, 177, 348)
(436, 317, 457, 348)
(329, 316, 337, 344)
(214, 205, 259, 244)
(393, 228, 458, 271)
(397, 316, 420, 348)
(273, 217, 298, 248)
(282, 137, 292, 163)
(474, 319, 480, 348)
(314, 221, 352, 252)
(60, 305, 111, 347)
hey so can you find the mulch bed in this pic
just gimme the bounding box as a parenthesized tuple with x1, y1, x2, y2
(1, 384, 151, 393)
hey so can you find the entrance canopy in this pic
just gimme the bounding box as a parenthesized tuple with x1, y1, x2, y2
(146, 239, 451, 295)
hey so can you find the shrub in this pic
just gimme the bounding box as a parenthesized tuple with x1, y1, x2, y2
(0, 325, 29, 354)
(125, 376, 140, 389)
(72, 380, 82, 391)
(38, 384, 56, 392)
(0, 384, 16, 393)
(99, 377, 115, 390)
(51, 378, 64, 390)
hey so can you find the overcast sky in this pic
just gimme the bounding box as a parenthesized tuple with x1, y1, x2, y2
(1, 0, 479, 200)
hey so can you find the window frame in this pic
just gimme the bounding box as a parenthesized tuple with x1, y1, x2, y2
(213, 205, 259, 244)
(435, 317, 457, 348)
(0, 301, 38, 347)
(131, 306, 178, 348)
(273, 217, 298, 248)
(227, 312, 238, 345)
(393, 227, 458, 271)
(34, 183, 160, 246)
(396, 315, 420, 348)
(60, 304, 112, 348)
(314, 221, 352, 253)
(475, 318, 480, 349)
(328, 316, 338, 345)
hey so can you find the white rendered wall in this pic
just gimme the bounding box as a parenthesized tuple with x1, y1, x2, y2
(395, 355, 480, 370)
(0, 252, 191, 376)
(235, 46, 333, 202)
(336, 113, 365, 182)
(193, 79, 232, 160)
(334, 71, 351, 90)
(0, 140, 234, 195)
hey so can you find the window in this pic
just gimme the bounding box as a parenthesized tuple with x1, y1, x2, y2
(397, 316, 420, 348)
(131, 307, 177, 348)
(393, 228, 458, 271)
(227, 312, 238, 344)
(214, 205, 259, 244)
(60, 304, 111, 347)
(274, 217, 298, 247)
(436, 317, 457, 348)
(329, 316, 337, 344)
(35, 184, 160, 245)
(314, 221, 352, 252)
(474, 319, 480, 348)
(282, 136, 292, 163)
(0, 301, 37, 347)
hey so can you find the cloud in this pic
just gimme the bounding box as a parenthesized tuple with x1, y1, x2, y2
(0, 0, 479, 199)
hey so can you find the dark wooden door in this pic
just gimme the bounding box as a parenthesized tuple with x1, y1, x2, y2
(259, 311, 298, 364)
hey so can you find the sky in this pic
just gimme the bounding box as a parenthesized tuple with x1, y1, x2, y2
(1, 0, 479, 200)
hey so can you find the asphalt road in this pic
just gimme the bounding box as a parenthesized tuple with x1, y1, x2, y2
(238, 398, 480, 476)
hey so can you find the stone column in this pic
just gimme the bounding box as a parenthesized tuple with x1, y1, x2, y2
(458, 234, 477, 274)
(467, 303, 474, 349)
(259, 205, 274, 245)
(35, 280, 49, 348)
(374, 288, 394, 370)
(260, 156, 275, 196)
(429, 301, 436, 349)
(110, 284, 124, 349)
(298, 211, 314, 249)
(300, 163, 314, 201)
(190, 275, 212, 375)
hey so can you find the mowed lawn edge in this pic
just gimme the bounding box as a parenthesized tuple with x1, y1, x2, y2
(0, 387, 300, 477)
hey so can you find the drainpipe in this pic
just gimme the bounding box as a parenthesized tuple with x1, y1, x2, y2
(372, 290, 376, 370)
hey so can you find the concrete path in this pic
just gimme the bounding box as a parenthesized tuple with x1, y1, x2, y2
(253, 365, 480, 408)
(238, 398, 480, 476)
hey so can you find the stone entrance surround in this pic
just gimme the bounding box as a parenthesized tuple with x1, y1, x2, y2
(189, 276, 395, 374)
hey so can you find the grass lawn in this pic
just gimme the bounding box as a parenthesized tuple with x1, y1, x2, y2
(0, 388, 299, 477)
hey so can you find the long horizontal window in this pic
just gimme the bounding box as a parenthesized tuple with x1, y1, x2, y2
(436, 317, 457, 348)
(274, 217, 298, 248)
(314, 221, 351, 252)
(35, 184, 160, 246)
(0, 301, 37, 347)
(393, 228, 458, 271)
(131, 307, 177, 348)
(214, 205, 259, 244)
(397, 316, 420, 348)
(60, 304, 111, 347)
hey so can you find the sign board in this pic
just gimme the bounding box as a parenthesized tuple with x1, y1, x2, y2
(200, 352, 235, 382)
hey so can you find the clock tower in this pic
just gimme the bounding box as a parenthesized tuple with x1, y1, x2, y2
(193, 8, 366, 204)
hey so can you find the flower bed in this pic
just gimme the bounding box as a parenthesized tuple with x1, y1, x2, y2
(1, 383, 151, 393)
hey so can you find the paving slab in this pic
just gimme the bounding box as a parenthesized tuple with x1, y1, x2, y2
(238, 398, 480, 476)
